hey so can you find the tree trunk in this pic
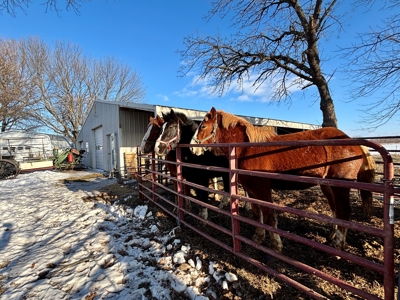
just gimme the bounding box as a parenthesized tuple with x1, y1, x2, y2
(306, 16, 338, 128)
(318, 82, 338, 128)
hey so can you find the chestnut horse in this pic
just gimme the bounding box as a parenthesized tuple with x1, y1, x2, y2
(190, 107, 375, 253)
(154, 109, 230, 220)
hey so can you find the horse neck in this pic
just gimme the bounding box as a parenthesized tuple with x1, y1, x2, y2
(180, 122, 198, 144)
(214, 116, 249, 157)
(216, 120, 249, 144)
(217, 113, 276, 143)
(149, 127, 159, 141)
(166, 150, 176, 161)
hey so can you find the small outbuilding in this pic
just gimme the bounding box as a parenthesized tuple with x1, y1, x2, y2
(76, 99, 319, 177)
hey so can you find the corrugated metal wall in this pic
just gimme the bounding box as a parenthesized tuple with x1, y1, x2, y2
(119, 108, 153, 148)
(76, 101, 120, 171)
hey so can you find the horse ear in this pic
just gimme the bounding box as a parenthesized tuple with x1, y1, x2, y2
(210, 107, 217, 118)
(149, 116, 154, 121)
(162, 112, 167, 119)
(170, 109, 178, 120)
(156, 114, 163, 124)
(171, 109, 183, 124)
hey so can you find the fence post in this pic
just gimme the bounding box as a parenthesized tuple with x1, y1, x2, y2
(229, 145, 241, 253)
(137, 148, 144, 202)
(176, 147, 184, 221)
(382, 153, 396, 300)
(151, 151, 157, 202)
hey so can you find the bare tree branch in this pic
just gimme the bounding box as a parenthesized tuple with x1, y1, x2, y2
(17, 37, 145, 144)
(179, 0, 340, 127)
(0, 38, 38, 132)
(0, 0, 92, 16)
(342, 6, 400, 129)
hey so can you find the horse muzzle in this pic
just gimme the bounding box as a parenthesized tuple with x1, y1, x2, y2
(155, 144, 167, 156)
(190, 145, 205, 156)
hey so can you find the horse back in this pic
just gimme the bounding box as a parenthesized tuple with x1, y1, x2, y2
(240, 127, 363, 179)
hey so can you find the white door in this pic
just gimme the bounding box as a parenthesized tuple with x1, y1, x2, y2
(94, 127, 104, 170)
(109, 133, 117, 170)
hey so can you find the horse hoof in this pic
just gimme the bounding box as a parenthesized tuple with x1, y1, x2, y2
(218, 196, 230, 209)
(331, 240, 348, 250)
(251, 234, 265, 245)
(330, 228, 348, 250)
(194, 218, 207, 227)
(199, 208, 208, 220)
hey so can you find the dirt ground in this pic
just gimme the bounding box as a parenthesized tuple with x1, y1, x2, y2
(95, 155, 400, 300)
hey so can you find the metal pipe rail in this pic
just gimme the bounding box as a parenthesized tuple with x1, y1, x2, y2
(137, 138, 396, 299)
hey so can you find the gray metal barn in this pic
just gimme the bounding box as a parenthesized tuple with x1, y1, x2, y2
(76, 100, 319, 176)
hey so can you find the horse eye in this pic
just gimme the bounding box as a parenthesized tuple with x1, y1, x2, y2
(201, 125, 206, 129)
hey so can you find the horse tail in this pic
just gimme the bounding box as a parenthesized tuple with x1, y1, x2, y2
(357, 145, 376, 217)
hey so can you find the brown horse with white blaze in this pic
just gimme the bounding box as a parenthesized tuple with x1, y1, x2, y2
(140, 115, 164, 154)
(190, 107, 375, 253)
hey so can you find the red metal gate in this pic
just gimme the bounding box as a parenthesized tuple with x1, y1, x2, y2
(137, 138, 398, 299)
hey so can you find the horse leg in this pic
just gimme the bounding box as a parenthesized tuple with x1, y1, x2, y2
(218, 172, 231, 209)
(213, 177, 218, 190)
(358, 145, 375, 217)
(183, 181, 192, 211)
(197, 176, 211, 220)
(242, 189, 252, 211)
(245, 178, 282, 253)
(321, 185, 340, 244)
(187, 172, 210, 221)
(328, 186, 352, 250)
(259, 202, 282, 254)
(217, 172, 251, 211)
(198, 190, 208, 220)
(320, 185, 336, 216)
(210, 177, 221, 201)
(250, 201, 265, 244)
(172, 180, 178, 213)
(172, 179, 191, 213)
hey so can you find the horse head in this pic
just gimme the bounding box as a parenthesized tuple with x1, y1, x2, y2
(155, 109, 184, 156)
(190, 107, 219, 156)
(140, 115, 164, 154)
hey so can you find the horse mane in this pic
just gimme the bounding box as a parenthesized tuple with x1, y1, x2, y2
(163, 110, 198, 132)
(217, 110, 277, 142)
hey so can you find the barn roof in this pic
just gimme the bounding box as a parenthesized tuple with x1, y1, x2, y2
(92, 99, 319, 130)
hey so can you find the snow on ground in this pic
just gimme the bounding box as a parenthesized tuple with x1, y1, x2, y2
(380, 144, 400, 151)
(0, 170, 238, 299)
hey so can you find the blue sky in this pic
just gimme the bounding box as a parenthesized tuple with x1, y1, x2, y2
(1, 1, 399, 137)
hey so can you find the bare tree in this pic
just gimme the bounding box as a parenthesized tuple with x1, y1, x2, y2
(21, 37, 146, 144)
(0, 38, 37, 132)
(0, 0, 90, 16)
(89, 56, 146, 103)
(179, 0, 344, 128)
(343, 2, 400, 129)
